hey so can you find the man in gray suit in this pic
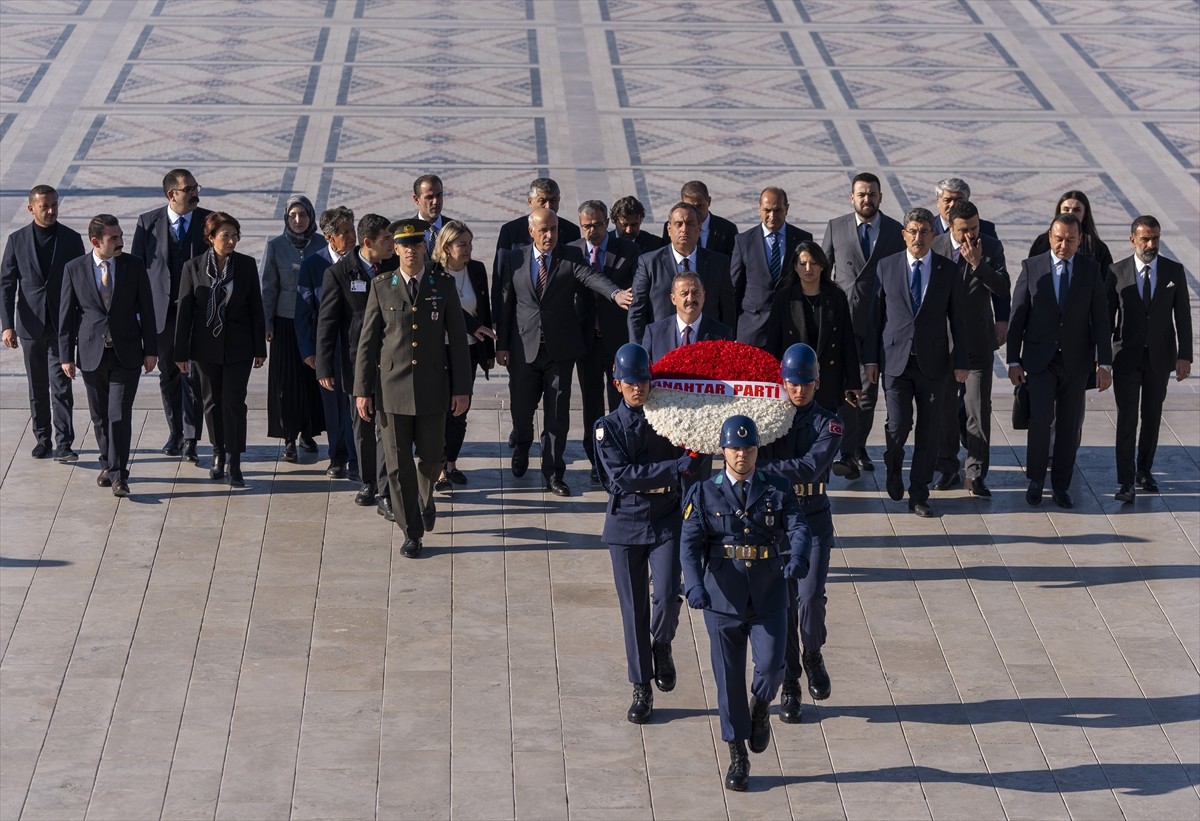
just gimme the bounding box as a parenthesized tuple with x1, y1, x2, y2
(865, 208, 969, 518)
(930, 200, 1010, 497)
(821, 172, 905, 479)
(629, 202, 736, 346)
(730, 187, 813, 348)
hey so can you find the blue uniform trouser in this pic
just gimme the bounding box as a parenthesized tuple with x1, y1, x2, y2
(785, 506, 834, 680)
(609, 535, 682, 684)
(704, 606, 787, 742)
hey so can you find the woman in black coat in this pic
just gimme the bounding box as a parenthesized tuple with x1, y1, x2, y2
(174, 212, 266, 487)
(1027, 189, 1113, 273)
(766, 240, 861, 414)
(430, 220, 495, 491)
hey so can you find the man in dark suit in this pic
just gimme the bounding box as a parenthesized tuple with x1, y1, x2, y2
(821, 172, 905, 479)
(354, 220, 472, 558)
(58, 215, 157, 497)
(2, 184, 85, 461)
(491, 177, 581, 303)
(316, 213, 399, 511)
(1107, 215, 1192, 502)
(731, 187, 813, 347)
(1007, 213, 1113, 508)
(660, 180, 738, 259)
(930, 200, 1010, 497)
(570, 200, 640, 480)
(640, 271, 733, 364)
(629, 202, 736, 345)
(131, 168, 209, 461)
(864, 207, 969, 518)
(495, 209, 631, 496)
(412, 174, 449, 255)
(932, 177, 998, 239)
(610, 195, 666, 254)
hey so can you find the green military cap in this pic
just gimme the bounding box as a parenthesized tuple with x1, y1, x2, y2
(389, 218, 430, 245)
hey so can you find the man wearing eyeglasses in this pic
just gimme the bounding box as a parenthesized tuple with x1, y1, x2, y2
(131, 168, 211, 462)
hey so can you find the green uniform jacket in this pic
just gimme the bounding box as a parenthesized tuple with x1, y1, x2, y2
(353, 266, 472, 415)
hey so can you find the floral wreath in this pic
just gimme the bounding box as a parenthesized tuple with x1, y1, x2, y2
(644, 339, 796, 454)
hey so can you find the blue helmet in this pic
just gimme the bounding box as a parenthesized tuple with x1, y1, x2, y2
(613, 343, 652, 383)
(781, 343, 819, 384)
(719, 415, 759, 448)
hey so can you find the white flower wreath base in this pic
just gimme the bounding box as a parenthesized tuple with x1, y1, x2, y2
(644, 387, 797, 455)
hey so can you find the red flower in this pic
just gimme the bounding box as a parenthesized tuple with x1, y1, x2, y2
(651, 339, 781, 384)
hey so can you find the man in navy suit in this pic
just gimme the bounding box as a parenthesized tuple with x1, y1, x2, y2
(1108, 216, 1190, 502)
(864, 207, 969, 518)
(731, 187, 813, 347)
(660, 180, 739, 259)
(640, 271, 733, 364)
(2, 185, 85, 461)
(131, 168, 209, 461)
(821, 172, 906, 479)
(491, 177, 581, 308)
(629, 202, 736, 345)
(610, 195, 666, 254)
(412, 174, 448, 254)
(1007, 213, 1112, 508)
(58, 215, 157, 497)
(931, 177, 998, 239)
(495, 209, 630, 496)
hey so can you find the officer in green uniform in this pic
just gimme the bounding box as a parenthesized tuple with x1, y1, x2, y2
(354, 219, 472, 557)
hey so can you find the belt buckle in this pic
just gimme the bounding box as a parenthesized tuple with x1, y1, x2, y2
(735, 546, 755, 560)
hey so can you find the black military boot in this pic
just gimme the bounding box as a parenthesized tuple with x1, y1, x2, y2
(651, 641, 676, 692)
(725, 741, 749, 791)
(802, 648, 831, 701)
(779, 679, 803, 724)
(748, 694, 772, 753)
(627, 683, 653, 724)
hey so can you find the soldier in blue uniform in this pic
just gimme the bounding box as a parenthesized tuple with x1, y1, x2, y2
(595, 343, 702, 723)
(681, 415, 811, 791)
(758, 343, 844, 723)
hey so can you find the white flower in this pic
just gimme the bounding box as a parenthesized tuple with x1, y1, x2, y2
(644, 388, 796, 454)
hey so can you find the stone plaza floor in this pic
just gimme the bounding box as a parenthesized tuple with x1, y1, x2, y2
(1, 0, 1198, 819)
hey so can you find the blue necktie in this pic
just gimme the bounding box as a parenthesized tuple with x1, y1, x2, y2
(175, 218, 187, 244)
(1057, 260, 1070, 311)
(859, 222, 871, 260)
(910, 259, 922, 313)
(768, 232, 782, 285)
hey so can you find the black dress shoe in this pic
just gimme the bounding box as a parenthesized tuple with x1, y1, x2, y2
(112, 478, 130, 497)
(97, 468, 112, 488)
(209, 450, 226, 481)
(933, 471, 961, 491)
(778, 680, 803, 724)
(725, 741, 749, 791)
(377, 495, 395, 522)
(162, 436, 182, 456)
(627, 683, 653, 724)
(651, 641, 676, 692)
(546, 478, 572, 497)
(1052, 489, 1073, 509)
(446, 468, 467, 485)
(1114, 484, 1136, 503)
(511, 449, 529, 478)
(228, 464, 245, 489)
(886, 473, 904, 501)
(507, 429, 516, 449)
(802, 649, 831, 701)
(32, 441, 53, 459)
(1026, 481, 1043, 506)
(326, 462, 346, 479)
(909, 501, 934, 518)
(355, 483, 376, 506)
(831, 456, 860, 480)
(965, 477, 991, 497)
(856, 449, 875, 471)
(434, 476, 453, 492)
(181, 439, 199, 462)
(1138, 472, 1159, 493)
(52, 446, 79, 463)
(422, 501, 436, 532)
(748, 695, 772, 753)
(400, 537, 422, 558)
(299, 434, 318, 453)
(346, 463, 360, 482)
(282, 441, 298, 463)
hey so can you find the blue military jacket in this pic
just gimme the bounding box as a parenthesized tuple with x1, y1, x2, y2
(595, 402, 685, 545)
(758, 400, 844, 514)
(680, 471, 810, 616)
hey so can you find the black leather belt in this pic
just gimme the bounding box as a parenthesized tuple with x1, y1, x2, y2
(711, 545, 773, 560)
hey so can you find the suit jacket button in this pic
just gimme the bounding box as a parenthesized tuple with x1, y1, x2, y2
(412, 341, 418, 347)
(412, 359, 417, 364)
(412, 324, 418, 329)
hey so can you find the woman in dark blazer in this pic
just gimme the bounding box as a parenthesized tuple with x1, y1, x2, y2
(175, 212, 267, 487)
(430, 220, 495, 491)
(1028, 190, 1113, 273)
(766, 241, 861, 414)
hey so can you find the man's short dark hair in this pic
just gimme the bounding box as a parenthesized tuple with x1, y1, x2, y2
(680, 180, 710, 200)
(760, 186, 788, 208)
(358, 213, 390, 243)
(28, 184, 56, 202)
(413, 174, 442, 196)
(319, 206, 355, 235)
(947, 200, 979, 225)
(851, 172, 881, 190)
(1051, 212, 1081, 232)
(671, 270, 704, 291)
(88, 214, 119, 241)
(903, 207, 935, 228)
(668, 202, 700, 223)
(578, 200, 607, 219)
(528, 177, 560, 198)
(610, 196, 646, 220)
(162, 168, 192, 195)
(1130, 214, 1160, 234)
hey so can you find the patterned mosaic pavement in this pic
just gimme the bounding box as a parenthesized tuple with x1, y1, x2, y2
(0, 1, 1197, 819)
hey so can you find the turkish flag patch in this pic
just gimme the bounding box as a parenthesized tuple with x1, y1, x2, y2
(829, 421, 844, 435)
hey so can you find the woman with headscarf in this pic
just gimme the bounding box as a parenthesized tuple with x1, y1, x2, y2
(175, 212, 266, 488)
(261, 195, 326, 462)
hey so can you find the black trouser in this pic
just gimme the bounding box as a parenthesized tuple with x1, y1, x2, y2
(196, 359, 253, 454)
(1025, 353, 1087, 492)
(839, 333, 878, 458)
(510, 343, 574, 480)
(936, 363, 993, 480)
(158, 315, 203, 440)
(577, 334, 619, 466)
(443, 343, 478, 463)
(21, 328, 74, 449)
(82, 349, 140, 478)
(1113, 348, 1169, 485)
(883, 356, 944, 504)
(379, 411, 444, 540)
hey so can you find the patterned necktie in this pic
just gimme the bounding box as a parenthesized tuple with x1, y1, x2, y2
(910, 259, 922, 313)
(175, 218, 187, 245)
(1141, 266, 1152, 306)
(768, 232, 782, 285)
(859, 222, 871, 260)
(99, 260, 111, 308)
(681, 255, 691, 272)
(536, 253, 549, 298)
(427, 222, 438, 255)
(681, 324, 692, 346)
(1057, 260, 1070, 311)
